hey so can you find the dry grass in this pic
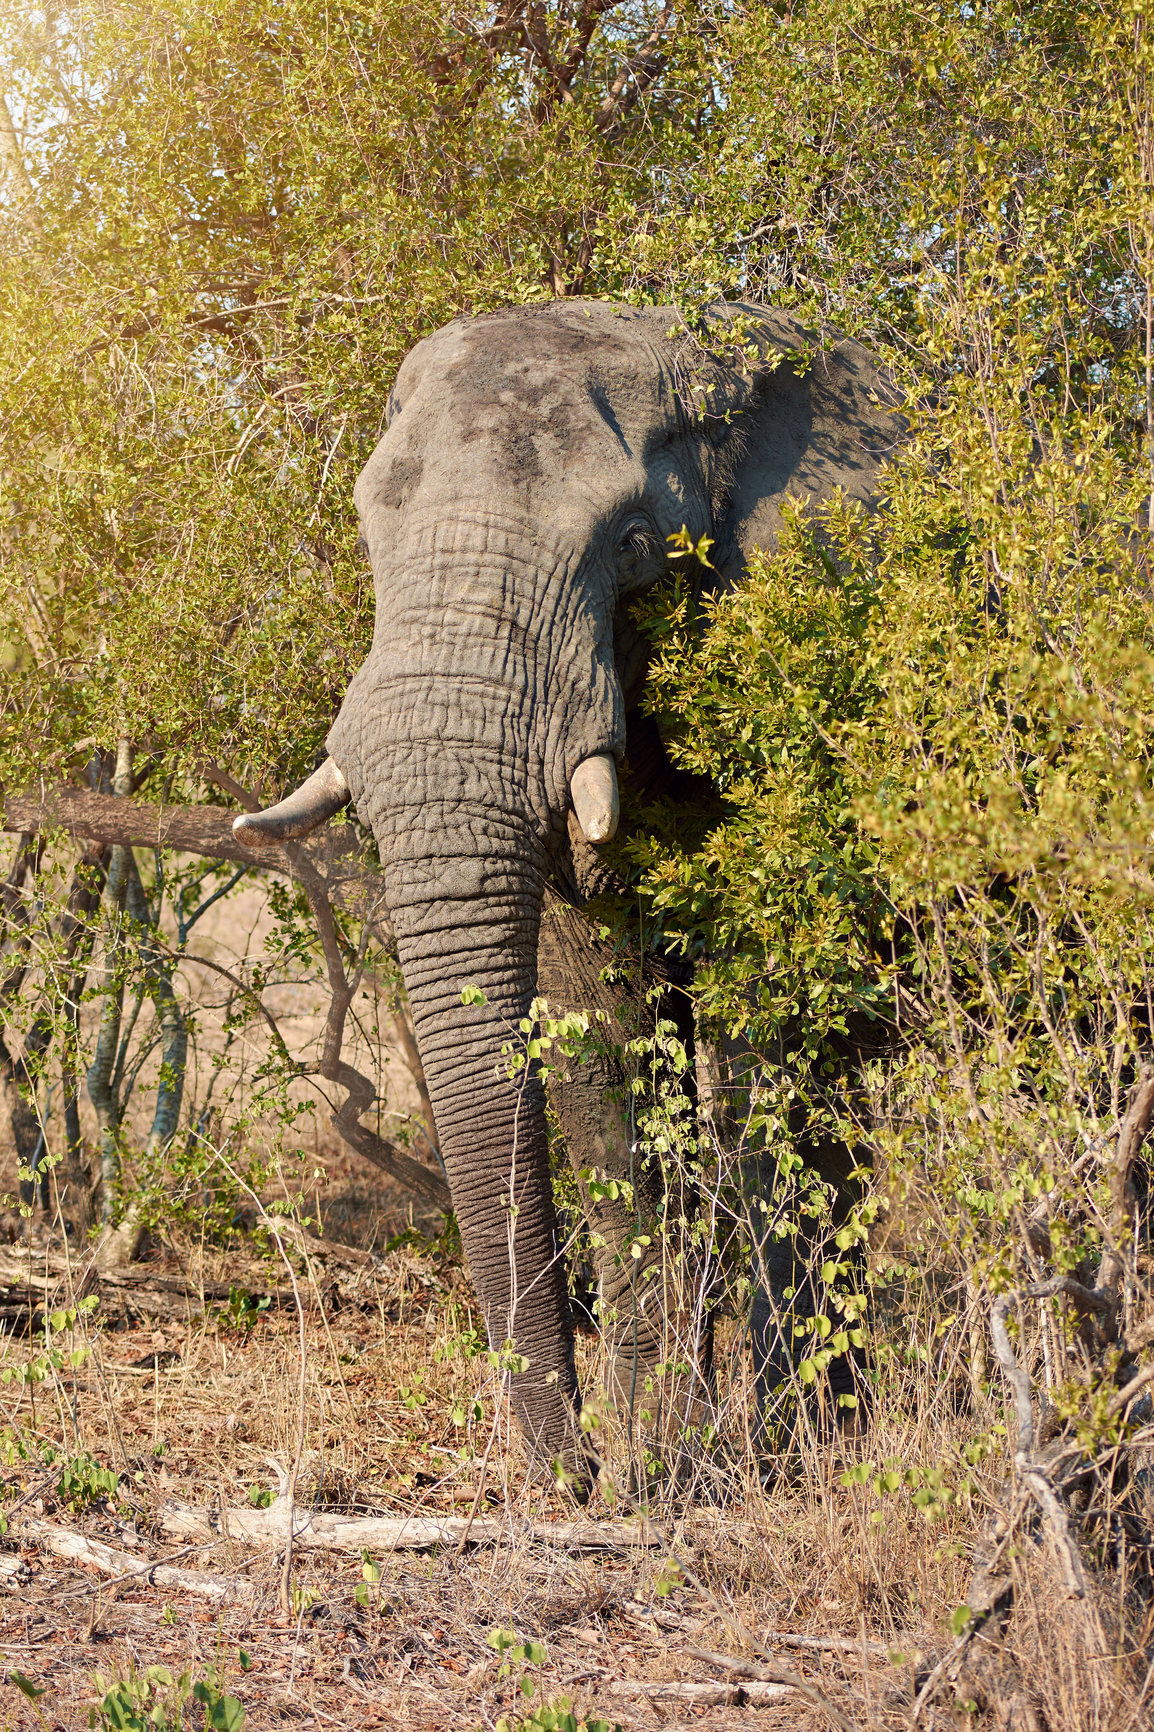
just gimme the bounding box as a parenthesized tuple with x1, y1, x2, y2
(0, 1144, 1149, 1731)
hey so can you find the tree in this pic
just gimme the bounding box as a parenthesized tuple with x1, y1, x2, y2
(0, 0, 714, 1231)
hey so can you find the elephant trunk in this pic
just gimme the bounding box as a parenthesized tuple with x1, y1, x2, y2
(380, 811, 586, 1479)
(300, 515, 623, 1480)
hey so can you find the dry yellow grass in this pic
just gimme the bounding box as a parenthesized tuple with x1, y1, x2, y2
(0, 1130, 1147, 1732)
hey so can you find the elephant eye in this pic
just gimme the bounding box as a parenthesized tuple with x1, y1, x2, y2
(616, 519, 661, 586)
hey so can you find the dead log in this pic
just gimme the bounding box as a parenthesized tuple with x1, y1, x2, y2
(760, 1630, 904, 1659)
(17, 1517, 249, 1602)
(160, 1496, 658, 1554)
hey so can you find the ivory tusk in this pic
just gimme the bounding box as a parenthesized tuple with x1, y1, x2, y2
(231, 758, 350, 850)
(570, 754, 619, 844)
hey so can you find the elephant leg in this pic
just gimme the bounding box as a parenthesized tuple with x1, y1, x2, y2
(743, 1098, 869, 1446)
(537, 896, 704, 1446)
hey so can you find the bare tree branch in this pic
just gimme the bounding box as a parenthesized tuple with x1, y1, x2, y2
(1096, 1068, 1154, 1313)
(0, 89, 39, 223)
(1, 784, 392, 940)
(291, 848, 449, 1210)
(596, 4, 674, 135)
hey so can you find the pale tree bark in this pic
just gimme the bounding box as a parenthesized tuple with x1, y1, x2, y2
(0, 89, 37, 214)
(87, 743, 134, 1232)
(0, 837, 48, 1199)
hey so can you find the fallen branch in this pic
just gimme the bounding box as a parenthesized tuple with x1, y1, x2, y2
(760, 1629, 903, 1659)
(159, 1496, 657, 1554)
(682, 1646, 855, 1728)
(688, 1644, 802, 1680)
(17, 1518, 249, 1603)
(609, 1678, 792, 1706)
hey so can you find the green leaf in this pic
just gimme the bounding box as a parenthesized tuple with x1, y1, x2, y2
(948, 1604, 974, 1638)
(9, 1671, 46, 1701)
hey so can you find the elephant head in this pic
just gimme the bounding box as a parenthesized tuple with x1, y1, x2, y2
(234, 300, 897, 1478)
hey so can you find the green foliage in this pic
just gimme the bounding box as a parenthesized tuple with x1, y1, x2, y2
(9, 1671, 46, 1703)
(495, 1701, 622, 1732)
(59, 1451, 120, 1512)
(653, 1556, 685, 1597)
(0, 0, 716, 797)
(839, 1431, 1004, 1524)
(487, 1627, 550, 1714)
(622, 1, 1154, 1402)
(0, 1300, 99, 1388)
(89, 1664, 244, 1732)
(215, 1287, 272, 1335)
(354, 1555, 383, 1609)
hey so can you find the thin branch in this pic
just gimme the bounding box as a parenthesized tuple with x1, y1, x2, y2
(596, 4, 674, 135)
(990, 1293, 1034, 1456)
(177, 953, 296, 1069)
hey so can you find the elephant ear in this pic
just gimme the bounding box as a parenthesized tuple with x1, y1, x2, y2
(698, 302, 904, 580)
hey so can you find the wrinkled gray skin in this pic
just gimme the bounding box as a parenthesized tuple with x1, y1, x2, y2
(247, 301, 896, 1477)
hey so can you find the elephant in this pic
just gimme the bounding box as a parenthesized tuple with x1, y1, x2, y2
(231, 299, 898, 1483)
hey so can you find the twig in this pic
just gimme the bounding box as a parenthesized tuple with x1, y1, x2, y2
(209, 1151, 309, 1616)
(452, 1410, 501, 1559)
(1, 1467, 61, 1519)
(262, 1212, 308, 1619)
(307, 415, 349, 526)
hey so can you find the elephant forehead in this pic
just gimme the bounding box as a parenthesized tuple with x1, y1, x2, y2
(381, 305, 676, 478)
(395, 301, 662, 400)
